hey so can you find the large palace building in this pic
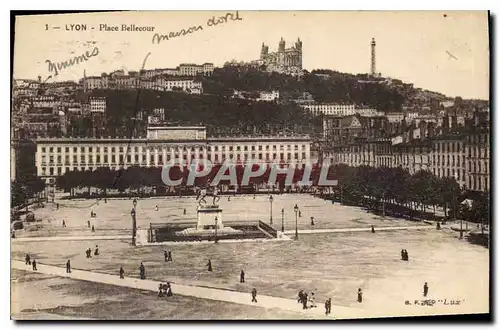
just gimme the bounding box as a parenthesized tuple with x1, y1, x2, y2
(256, 37, 303, 75)
(34, 127, 312, 180)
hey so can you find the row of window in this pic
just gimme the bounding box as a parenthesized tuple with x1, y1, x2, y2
(40, 144, 308, 154)
(40, 152, 309, 167)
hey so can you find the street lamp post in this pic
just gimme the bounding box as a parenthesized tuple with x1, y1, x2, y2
(281, 208, 285, 232)
(269, 195, 274, 225)
(131, 198, 137, 246)
(214, 216, 218, 243)
(294, 204, 299, 240)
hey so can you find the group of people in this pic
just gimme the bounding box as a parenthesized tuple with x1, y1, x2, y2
(164, 251, 173, 262)
(297, 290, 318, 310)
(158, 283, 173, 298)
(401, 249, 410, 261)
(25, 254, 37, 271)
(85, 245, 99, 258)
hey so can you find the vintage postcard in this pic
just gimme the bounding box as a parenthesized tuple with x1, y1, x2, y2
(10, 11, 490, 320)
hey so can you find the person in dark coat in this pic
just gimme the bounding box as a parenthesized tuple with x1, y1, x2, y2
(25, 254, 31, 265)
(251, 288, 257, 303)
(119, 267, 125, 279)
(56, 203, 59, 210)
(298, 290, 304, 303)
(437, 222, 441, 230)
(423, 282, 429, 297)
(91, 225, 95, 232)
(139, 263, 146, 279)
(66, 260, 71, 273)
(302, 292, 308, 309)
(32, 259, 37, 271)
(94, 245, 99, 256)
(401, 249, 405, 261)
(207, 260, 212, 272)
(167, 251, 172, 261)
(85, 248, 91, 258)
(310, 217, 315, 226)
(404, 250, 409, 261)
(164, 250, 168, 262)
(62, 220, 66, 227)
(371, 225, 375, 233)
(357, 288, 363, 303)
(240, 270, 245, 283)
(327, 298, 332, 314)
(183, 208, 187, 215)
(87, 220, 91, 228)
(166, 282, 173, 297)
(324, 299, 329, 315)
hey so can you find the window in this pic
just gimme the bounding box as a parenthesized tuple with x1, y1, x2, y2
(89, 147, 93, 152)
(42, 147, 46, 153)
(244, 146, 248, 151)
(49, 147, 54, 153)
(49, 167, 54, 175)
(65, 155, 69, 163)
(65, 147, 69, 153)
(96, 147, 100, 153)
(111, 147, 115, 153)
(104, 155, 108, 163)
(111, 155, 116, 163)
(81, 147, 85, 152)
(104, 147, 108, 153)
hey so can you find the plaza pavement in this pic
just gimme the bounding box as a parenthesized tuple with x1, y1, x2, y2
(12, 224, 433, 243)
(11, 260, 365, 319)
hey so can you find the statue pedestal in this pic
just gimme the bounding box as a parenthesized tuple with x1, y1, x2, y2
(197, 205, 223, 230)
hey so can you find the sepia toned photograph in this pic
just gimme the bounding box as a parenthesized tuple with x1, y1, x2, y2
(10, 10, 490, 320)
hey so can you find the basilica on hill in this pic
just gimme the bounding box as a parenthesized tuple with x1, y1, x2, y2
(254, 37, 303, 76)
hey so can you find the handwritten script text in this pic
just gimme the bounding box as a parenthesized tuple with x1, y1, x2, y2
(46, 47, 99, 76)
(152, 11, 242, 44)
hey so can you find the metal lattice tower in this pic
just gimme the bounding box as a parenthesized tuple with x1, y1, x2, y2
(370, 38, 376, 76)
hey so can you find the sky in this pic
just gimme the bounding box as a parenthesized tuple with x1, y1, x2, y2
(13, 11, 490, 100)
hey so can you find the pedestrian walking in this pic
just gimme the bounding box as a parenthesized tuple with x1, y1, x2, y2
(155, 205, 159, 211)
(298, 290, 304, 303)
(310, 217, 315, 226)
(25, 254, 31, 265)
(183, 208, 186, 215)
(94, 245, 99, 256)
(62, 220, 66, 228)
(91, 225, 95, 232)
(56, 203, 59, 210)
(251, 288, 257, 303)
(423, 282, 429, 297)
(327, 298, 332, 314)
(139, 262, 146, 279)
(87, 220, 91, 228)
(401, 249, 405, 261)
(119, 267, 125, 279)
(66, 260, 71, 273)
(437, 222, 441, 230)
(302, 292, 308, 309)
(371, 225, 375, 233)
(404, 249, 409, 261)
(164, 250, 168, 262)
(167, 251, 172, 261)
(32, 259, 37, 271)
(207, 259, 212, 272)
(166, 282, 173, 297)
(309, 291, 317, 308)
(357, 288, 363, 303)
(324, 299, 329, 315)
(240, 270, 245, 283)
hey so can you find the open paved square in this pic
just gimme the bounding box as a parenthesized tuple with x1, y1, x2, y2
(11, 194, 489, 319)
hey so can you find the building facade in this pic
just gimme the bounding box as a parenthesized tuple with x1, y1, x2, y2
(301, 104, 356, 117)
(34, 134, 312, 179)
(89, 97, 106, 113)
